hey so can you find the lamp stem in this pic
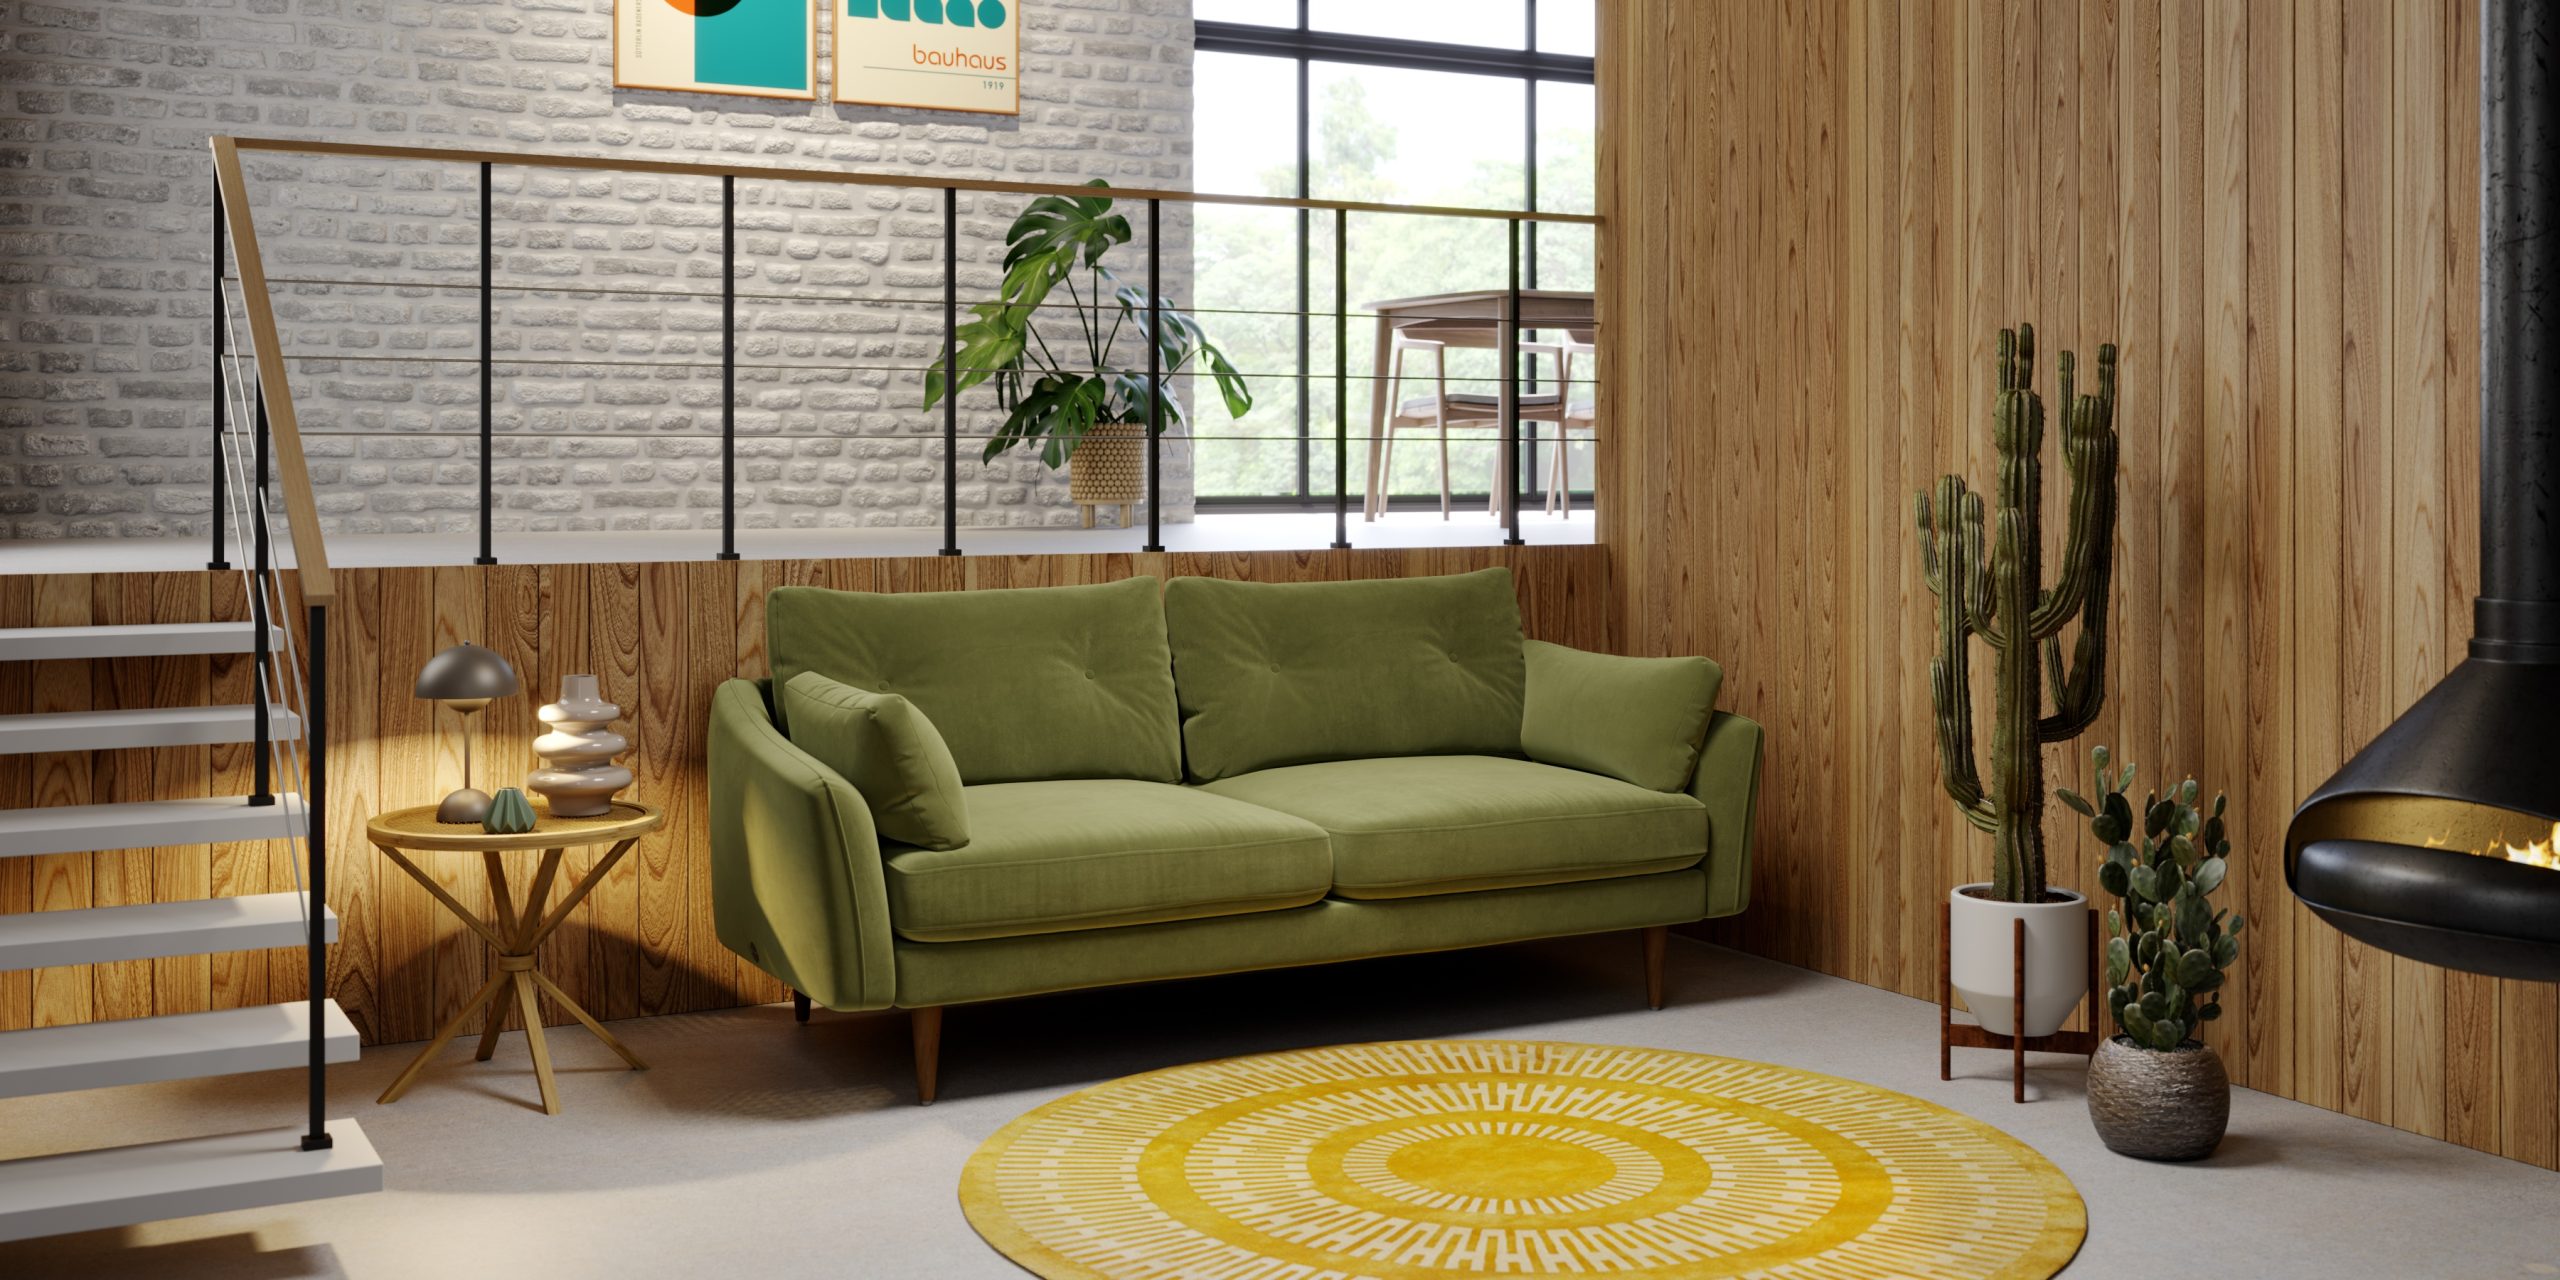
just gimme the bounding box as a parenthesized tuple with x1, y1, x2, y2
(464, 715, 474, 794)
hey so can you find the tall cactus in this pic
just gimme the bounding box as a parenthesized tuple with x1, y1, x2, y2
(1916, 324, 2122, 903)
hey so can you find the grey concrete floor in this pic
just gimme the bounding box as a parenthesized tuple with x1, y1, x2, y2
(1, 936, 2554, 1279)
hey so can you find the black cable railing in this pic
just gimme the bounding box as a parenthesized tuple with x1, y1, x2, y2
(209, 137, 1599, 560)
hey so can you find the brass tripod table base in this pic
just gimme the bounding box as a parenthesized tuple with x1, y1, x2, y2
(367, 802, 662, 1115)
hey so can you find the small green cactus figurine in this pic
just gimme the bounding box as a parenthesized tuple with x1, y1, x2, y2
(483, 787, 537, 835)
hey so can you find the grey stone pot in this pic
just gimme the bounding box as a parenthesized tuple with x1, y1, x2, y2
(2087, 1034, 2230, 1161)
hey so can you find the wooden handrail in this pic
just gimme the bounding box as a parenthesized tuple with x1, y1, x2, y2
(209, 137, 334, 607)
(219, 136, 1601, 227)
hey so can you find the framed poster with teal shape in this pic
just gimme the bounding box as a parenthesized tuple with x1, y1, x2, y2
(836, 0, 1020, 116)
(614, 0, 817, 100)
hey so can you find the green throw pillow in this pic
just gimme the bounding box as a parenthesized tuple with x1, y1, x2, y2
(779, 671, 971, 851)
(1520, 640, 1722, 792)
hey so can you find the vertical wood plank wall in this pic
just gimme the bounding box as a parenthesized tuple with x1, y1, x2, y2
(0, 548, 1609, 1048)
(1599, 0, 2557, 1169)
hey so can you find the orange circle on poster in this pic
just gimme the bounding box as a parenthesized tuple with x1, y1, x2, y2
(659, 0, 746, 16)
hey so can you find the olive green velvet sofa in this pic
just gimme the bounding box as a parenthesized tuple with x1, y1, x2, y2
(708, 568, 1762, 1102)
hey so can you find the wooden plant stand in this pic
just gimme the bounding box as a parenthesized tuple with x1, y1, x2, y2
(1938, 901, 2104, 1103)
(1078, 501, 1136, 530)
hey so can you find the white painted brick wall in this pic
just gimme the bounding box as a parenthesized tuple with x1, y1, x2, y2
(0, 0, 1197, 539)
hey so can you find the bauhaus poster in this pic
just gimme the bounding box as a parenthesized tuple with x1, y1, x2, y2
(835, 0, 1020, 116)
(614, 0, 817, 101)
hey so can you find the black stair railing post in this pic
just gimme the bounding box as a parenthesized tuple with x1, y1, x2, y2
(300, 602, 332, 1152)
(476, 161, 496, 566)
(718, 174, 740, 561)
(1294, 50, 1311, 502)
(1332, 208, 1349, 546)
(1330, 207, 1350, 550)
(250, 381, 273, 806)
(208, 177, 231, 571)
(1502, 217, 1526, 547)
(940, 184, 960, 557)
(1143, 197, 1166, 554)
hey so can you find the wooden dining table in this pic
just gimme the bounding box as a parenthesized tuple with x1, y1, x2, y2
(1363, 289, 1598, 521)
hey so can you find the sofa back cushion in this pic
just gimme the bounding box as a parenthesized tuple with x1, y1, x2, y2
(767, 576, 1182, 785)
(1164, 568, 1527, 782)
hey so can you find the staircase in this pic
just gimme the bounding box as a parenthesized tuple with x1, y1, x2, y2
(0, 141, 382, 1243)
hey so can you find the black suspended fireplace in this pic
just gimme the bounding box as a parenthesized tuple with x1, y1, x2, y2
(2285, 0, 2560, 983)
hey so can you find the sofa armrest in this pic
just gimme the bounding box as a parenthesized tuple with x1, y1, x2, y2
(708, 678, 898, 1011)
(1690, 709, 1764, 918)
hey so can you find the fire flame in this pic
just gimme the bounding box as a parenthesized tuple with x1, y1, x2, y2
(2425, 823, 2560, 870)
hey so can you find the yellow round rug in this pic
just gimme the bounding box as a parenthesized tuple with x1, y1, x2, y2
(961, 1040, 2084, 1280)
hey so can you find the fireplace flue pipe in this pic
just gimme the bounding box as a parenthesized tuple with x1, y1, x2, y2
(2480, 0, 2560, 661)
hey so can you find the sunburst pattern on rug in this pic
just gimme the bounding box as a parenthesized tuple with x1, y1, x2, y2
(961, 1040, 2084, 1280)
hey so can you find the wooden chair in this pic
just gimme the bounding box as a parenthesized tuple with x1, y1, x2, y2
(1367, 333, 1570, 520)
(1528, 336, 1597, 518)
(1467, 341, 1574, 518)
(1369, 334, 1492, 520)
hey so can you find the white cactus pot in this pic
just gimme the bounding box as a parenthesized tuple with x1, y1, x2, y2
(1948, 884, 2088, 1039)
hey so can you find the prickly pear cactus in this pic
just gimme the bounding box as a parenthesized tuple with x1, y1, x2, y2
(483, 786, 538, 836)
(2060, 747, 2246, 1052)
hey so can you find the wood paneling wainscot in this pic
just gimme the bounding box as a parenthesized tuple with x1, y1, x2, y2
(1597, 0, 2556, 1169)
(0, 547, 1610, 1047)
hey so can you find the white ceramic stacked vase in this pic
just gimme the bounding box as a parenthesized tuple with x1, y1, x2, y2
(528, 674, 633, 818)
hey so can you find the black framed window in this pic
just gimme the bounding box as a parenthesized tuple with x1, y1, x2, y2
(1191, 1, 1596, 508)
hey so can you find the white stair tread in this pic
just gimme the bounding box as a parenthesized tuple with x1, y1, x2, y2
(0, 1118, 380, 1244)
(0, 623, 285, 662)
(0, 1000, 359, 1100)
(0, 894, 334, 972)
(0, 794, 306, 860)
(0, 705, 300, 755)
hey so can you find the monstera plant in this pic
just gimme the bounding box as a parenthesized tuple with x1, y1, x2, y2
(925, 181, 1251, 527)
(2063, 747, 2245, 1160)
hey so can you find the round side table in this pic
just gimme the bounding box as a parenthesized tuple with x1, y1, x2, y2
(368, 800, 663, 1115)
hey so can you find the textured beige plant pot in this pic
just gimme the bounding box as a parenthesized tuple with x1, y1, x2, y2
(1947, 884, 2088, 1038)
(2087, 1034, 2230, 1161)
(1069, 420, 1145, 523)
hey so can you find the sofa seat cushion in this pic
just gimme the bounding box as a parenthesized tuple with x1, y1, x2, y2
(884, 779, 1333, 943)
(1201, 755, 1706, 900)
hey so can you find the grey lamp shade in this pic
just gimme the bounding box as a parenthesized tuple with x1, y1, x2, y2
(414, 642, 520, 701)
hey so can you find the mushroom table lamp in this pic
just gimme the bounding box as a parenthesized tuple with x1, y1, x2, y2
(416, 642, 521, 825)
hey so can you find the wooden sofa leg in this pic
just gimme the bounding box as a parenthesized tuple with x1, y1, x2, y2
(792, 990, 811, 1024)
(913, 1007, 944, 1106)
(1642, 926, 1668, 1010)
